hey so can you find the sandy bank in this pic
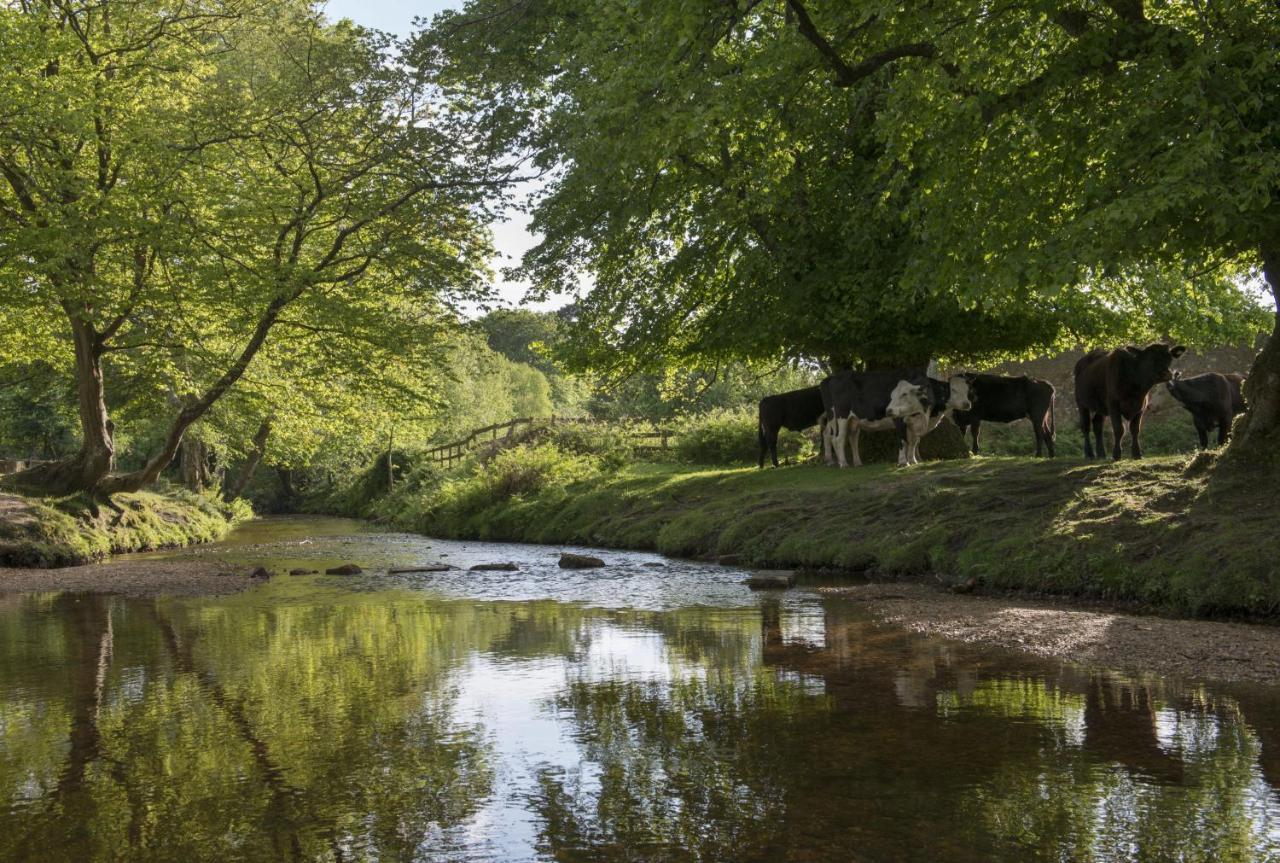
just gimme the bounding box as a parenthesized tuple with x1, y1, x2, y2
(0, 559, 259, 597)
(825, 583, 1280, 685)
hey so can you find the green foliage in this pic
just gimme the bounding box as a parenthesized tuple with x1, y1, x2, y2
(673, 407, 810, 466)
(425, 0, 1274, 376)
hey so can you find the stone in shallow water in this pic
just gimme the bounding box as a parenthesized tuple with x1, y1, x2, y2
(641, 562, 666, 569)
(325, 563, 363, 575)
(388, 564, 455, 574)
(469, 562, 519, 572)
(745, 570, 797, 590)
(559, 553, 605, 569)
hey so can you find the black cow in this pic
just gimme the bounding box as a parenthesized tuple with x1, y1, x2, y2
(1074, 343, 1186, 460)
(757, 386, 826, 468)
(949, 374, 1057, 457)
(1166, 372, 1246, 449)
(822, 369, 972, 467)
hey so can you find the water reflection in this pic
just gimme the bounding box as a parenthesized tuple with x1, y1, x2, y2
(2, 578, 1280, 861)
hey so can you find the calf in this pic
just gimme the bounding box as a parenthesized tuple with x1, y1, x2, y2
(1166, 372, 1246, 449)
(757, 386, 826, 468)
(949, 374, 1056, 457)
(885, 375, 975, 465)
(1074, 343, 1186, 460)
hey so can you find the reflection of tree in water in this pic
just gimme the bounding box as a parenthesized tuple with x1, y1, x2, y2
(530, 598, 1280, 862)
(0, 591, 500, 861)
(533, 673, 831, 861)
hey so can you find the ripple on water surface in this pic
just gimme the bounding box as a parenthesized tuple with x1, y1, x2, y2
(2, 517, 1279, 861)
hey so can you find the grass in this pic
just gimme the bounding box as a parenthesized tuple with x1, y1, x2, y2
(0, 488, 252, 567)
(354, 437, 1277, 619)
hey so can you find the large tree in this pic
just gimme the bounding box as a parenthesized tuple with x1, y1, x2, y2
(0, 0, 502, 496)
(426, 1, 1272, 423)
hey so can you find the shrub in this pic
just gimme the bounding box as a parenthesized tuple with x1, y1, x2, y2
(672, 408, 771, 465)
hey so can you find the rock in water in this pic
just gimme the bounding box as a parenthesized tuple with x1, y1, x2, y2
(469, 562, 519, 572)
(325, 563, 363, 575)
(249, 566, 272, 580)
(388, 564, 455, 574)
(745, 570, 797, 590)
(559, 553, 605, 569)
(641, 562, 666, 569)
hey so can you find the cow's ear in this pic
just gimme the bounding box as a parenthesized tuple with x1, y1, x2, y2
(1170, 344, 1187, 358)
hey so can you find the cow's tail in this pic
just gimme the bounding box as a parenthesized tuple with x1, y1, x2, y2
(1046, 390, 1057, 438)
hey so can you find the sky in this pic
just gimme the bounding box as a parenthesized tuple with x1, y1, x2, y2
(322, 0, 561, 313)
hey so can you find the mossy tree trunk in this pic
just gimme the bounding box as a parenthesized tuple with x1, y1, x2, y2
(1228, 242, 1280, 461)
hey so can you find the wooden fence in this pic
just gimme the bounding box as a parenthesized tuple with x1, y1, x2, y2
(420, 416, 673, 468)
(0, 458, 47, 475)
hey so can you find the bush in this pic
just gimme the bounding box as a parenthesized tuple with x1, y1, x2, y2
(673, 407, 814, 466)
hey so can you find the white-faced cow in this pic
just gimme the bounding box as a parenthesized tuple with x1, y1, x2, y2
(1074, 343, 1186, 460)
(884, 375, 974, 465)
(1166, 372, 1246, 449)
(949, 374, 1057, 457)
(757, 386, 826, 468)
(821, 370, 971, 468)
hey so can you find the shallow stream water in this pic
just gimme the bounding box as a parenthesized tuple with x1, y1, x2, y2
(3, 517, 1280, 861)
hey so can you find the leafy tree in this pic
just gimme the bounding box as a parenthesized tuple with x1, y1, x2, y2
(425, 1, 1271, 435)
(0, 1, 501, 496)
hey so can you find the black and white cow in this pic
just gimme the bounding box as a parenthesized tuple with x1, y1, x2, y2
(821, 370, 972, 467)
(949, 374, 1057, 457)
(884, 375, 974, 465)
(1166, 372, 1246, 449)
(757, 386, 826, 468)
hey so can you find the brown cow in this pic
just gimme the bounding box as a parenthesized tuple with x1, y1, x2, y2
(1074, 344, 1186, 460)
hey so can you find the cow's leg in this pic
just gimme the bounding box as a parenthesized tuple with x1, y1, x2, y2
(768, 427, 781, 468)
(1217, 410, 1232, 446)
(850, 422, 864, 468)
(971, 420, 981, 455)
(833, 417, 851, 468)
(897, 423, 910, 466)
(822, 419, 835, 465)
(1080, 408, 1095, 459)
(1128, 410, 1144, 459)
(1193, 415, 1210, 450)
(1032, 416, 1043, 457)
(1109, 406, 1127, 461)
(1092, 413, 1107, 460)
(910, 418, 925, 465)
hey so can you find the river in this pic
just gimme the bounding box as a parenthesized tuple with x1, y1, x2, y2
(2, 517, 1279, 861)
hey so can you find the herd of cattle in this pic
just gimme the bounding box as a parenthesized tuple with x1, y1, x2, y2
(757, 343, 1249, 468)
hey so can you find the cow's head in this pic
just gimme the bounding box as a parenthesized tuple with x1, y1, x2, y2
(1124, 343, 1187, 385)
(886, 380, 930, 419)
(946, 375, 973, 412)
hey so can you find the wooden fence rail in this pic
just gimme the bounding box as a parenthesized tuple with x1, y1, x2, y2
(419, 416, 673, 468)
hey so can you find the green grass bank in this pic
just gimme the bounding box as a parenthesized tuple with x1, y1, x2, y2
(0, 489, 251, 568)
(327, 423, 1277, 618)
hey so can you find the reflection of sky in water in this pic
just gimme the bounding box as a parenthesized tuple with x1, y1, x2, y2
(5, 519, 1280, 861)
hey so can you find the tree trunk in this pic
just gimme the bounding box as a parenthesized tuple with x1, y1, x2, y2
(6, 314, 115, 495)
(180, 437, 210, 492)
(226, 421, 271, 501)
(1227, 242, 1280, 460)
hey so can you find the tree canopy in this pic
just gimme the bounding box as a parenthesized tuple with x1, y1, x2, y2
(0, 0, 506, 495)
(425, 0, 1276, 440)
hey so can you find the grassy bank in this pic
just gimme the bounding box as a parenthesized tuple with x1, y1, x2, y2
(332, 427, 1276, 617)
(0, 489, 251, 568)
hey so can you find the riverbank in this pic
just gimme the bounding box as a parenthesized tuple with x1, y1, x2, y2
(0, 489, 251, 568)
(357, 449, 1277, 619)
